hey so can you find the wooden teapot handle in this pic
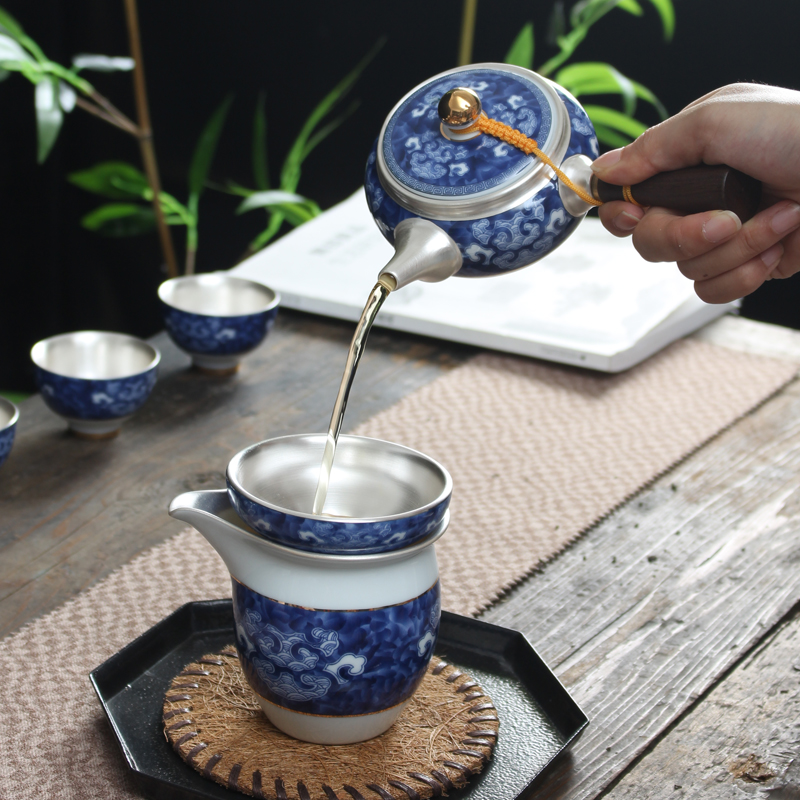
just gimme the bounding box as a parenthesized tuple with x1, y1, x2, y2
(593, 165, 762, 222)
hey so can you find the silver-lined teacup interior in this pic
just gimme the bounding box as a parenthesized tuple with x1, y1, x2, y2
(30, 331, 159, 379)
(159, 274, 277, 316)
(229, 434, 451, 520)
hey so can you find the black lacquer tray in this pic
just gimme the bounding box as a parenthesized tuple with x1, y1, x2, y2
(90, 600, 588, 800)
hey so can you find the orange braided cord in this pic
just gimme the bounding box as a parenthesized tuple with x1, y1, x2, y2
(622, 184, 641, 206)
(468, 115, 602, 207)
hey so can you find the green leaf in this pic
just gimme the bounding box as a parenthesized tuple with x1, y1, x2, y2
(569, 0, 619, 29)
(556, 62, 637, 116)
(616, 0, 643, 15)
(236, 190, 311, 214)
(644, 0, 674, 40)
(592, 123, 632, 148)
(59, 80, 76, 112)
(72, 54, 135, 72)
(253, 91, 269, 191)
(0, 67, 8, 82)
(504, 22, 534, 69)
(0, 6, 46, 63)
(68, 161, 150, 199)
(35, 77, 62, 162)
(279, 37, 384, 192)
(583, 104, 647, 139)
(0, 33, 27, 62)
(80, 203, 156, 237)
(187, 95, 233, 205)
(0, 6, 25, 39)
(301, 100, 359, 161)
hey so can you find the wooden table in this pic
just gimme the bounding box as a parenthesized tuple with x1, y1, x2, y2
(2, 310, 800, 799)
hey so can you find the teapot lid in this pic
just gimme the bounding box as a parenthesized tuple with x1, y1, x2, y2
(376, 63, 572, 220)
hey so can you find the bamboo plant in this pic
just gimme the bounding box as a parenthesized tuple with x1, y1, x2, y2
(503, 0, 675, 146)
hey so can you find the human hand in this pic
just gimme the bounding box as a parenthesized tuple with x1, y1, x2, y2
(591, 83, 800, 303)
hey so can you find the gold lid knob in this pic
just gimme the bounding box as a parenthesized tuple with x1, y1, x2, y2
(438, 87, 482, 129)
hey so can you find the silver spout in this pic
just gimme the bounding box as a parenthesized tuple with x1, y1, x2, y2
(378, 218, 462, 290)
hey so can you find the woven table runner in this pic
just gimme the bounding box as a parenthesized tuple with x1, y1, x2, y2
(0, 338, 796, 799)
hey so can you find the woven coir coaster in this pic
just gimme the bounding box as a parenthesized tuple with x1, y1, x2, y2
(163, 648, 499, 799)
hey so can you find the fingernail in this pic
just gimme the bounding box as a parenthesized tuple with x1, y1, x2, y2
(761, 242, 783, 269)
(702, 210, 741, 243)
(613, 211, 641, 232)
(770, 202, 800, 235)
(592, 148, 622, 173)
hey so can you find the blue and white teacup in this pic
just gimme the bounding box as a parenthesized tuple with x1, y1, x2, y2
(0, 397, 19, 467)
(31, 331, 159, 439)
(226, 433, 452, 554)
(159, 274, 280, 374)
(169, 483, 447, 744)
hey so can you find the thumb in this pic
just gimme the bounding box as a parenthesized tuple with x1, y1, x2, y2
(591, 111, 712, 186)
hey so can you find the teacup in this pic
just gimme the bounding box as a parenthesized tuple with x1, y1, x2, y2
(31, 331, 160, 439)
(159, 274, 280, 374)
(226, 433, 452, 554)
(170, 434, 452, 744)
(0, 397, 19, 467)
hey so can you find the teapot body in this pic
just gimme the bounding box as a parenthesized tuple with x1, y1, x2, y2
(364, 64, 598, 277)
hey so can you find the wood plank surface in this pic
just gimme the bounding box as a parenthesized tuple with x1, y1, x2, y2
(3, 311, 800, 800)
(606, 604, 800, 798)
(482, 371, 800, 799)
(0, 310, 472, 638)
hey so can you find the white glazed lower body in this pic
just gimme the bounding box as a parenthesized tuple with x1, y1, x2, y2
(256, 696, 409, 745)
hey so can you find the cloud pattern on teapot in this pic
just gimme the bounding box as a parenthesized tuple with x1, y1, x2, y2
(233, 579, 440, 717)
(365, 67, 599, 277)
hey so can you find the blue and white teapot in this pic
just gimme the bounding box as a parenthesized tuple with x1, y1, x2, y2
(365, 63, 761, 290)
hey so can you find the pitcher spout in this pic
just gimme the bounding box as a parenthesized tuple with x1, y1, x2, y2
(169, 489, 270, 578)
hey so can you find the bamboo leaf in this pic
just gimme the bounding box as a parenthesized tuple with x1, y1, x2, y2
(0, 6, 46, 63)
(556, 62, 637, 116)
(616, 0, 643, 15)
(253, 91, 269, 191)
(187, 95, 233, 206)
(35, 77, 62, 163)
(72, 54, 135, 72)
(81, 203, 156, 237)
(301, 100, 359, 161)
(643, 0, 674, 40)
(592, 123, 632, 148)
(237, 190, 312, 214)
(68, 161, 150, 199)
(504, 22, 534, 69)
(0, 6, 24, 39)
(584, 103, 647, 139)
(280, 37, 384, 191)
(58, 80, 76, 112)
(0, 33, 27, 62)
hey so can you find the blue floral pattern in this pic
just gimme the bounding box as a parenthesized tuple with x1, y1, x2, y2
(0, 424, 16, 467)
(35, 366, 158, 420)
(162, 304, 278, 357)
(384, 68, 553, 197)
(227, 484, 449, 554)
(233, 579, 440, 716)
(365, 69, 599, 277)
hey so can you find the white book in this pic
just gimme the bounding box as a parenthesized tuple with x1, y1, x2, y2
(233, 190, 737, 372)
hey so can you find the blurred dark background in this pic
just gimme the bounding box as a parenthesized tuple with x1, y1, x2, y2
(2, 0, 800, 392)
